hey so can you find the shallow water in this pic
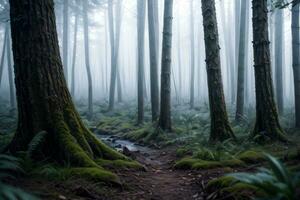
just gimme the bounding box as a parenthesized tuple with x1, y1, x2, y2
(96, 134, 152, 153)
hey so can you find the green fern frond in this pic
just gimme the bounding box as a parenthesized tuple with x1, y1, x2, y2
(27, 131, 47, 159)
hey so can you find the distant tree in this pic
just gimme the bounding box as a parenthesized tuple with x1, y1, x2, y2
(6, 24, 15, 108)
(83, 0, 93, 119)
(0, 24, 7, 87)
(235, 0, 248, 121)
(189, 0, 195, 109)
(251, 0, 286, 141)
(137, 0, 146, 124)
(201, 0, 235, 142)
(71, 0, 79, 98)
(63, 0, 69, 84)
(7, 0, 125, 170)
(115, 0, 123, 103)
(292, 2, 300, 127)
(158, 0, 173, 131)
(147, 0, 159, 121)
(274, 8, 284, 114)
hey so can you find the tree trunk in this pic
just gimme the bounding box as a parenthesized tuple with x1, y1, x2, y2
(108, 0, 116, 111)
(7, 0, 125, 171)
(177, 16, 182, 102)
(137, 0, 146, 124)
(148, 0, 160, 121)
(201, 0, 235, 142)
(71, 7, 79, 98)
(274, 9, 284, 114)
(7, 26, 15, 109)
(189, 0, 195, 109)
(251, 0, 286, 141)
(292, 3, 300, 128)
(115, 0, 123, 103)
(63, 0, 69, 84)
(158, 0, 173, 131)
(0, 24, 7, 87)
(235, 0, 247, 121)
(83, 0, 93, 119)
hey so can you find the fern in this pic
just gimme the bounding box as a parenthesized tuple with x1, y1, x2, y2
(27, 131, 47, 159)
(0, 154, 39, 200)
(228, 154, 300, 200)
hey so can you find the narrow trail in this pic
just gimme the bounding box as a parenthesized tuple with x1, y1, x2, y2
(105, 140, 206, 200)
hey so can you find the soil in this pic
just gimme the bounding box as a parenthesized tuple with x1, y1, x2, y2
(17, 146, 227, 200)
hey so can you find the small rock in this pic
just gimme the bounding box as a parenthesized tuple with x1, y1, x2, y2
(58, 195, 67, 200)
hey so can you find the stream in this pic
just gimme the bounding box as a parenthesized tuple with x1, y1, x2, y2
(96, 134, 153, 154)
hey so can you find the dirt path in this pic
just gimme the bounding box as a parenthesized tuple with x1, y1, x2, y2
(111, 148, 206, 200)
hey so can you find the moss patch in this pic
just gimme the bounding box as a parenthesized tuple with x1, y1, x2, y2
(237, 150, 265, 163)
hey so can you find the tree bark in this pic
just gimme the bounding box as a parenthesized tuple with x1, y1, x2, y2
(251, 0, 286, 141)
(137, 0, 146, 124)
(235, 0, 247, 121)
(7, 0, 125, 168)
(274, 9, 284, 114)
(148, 0, 160, 121)
(83, 0, 93, 119)
(292, 3, 300, 128)
(201, 0, 235, 142)
(158, 0, 173, 131)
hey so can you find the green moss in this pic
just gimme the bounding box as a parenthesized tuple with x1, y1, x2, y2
(95, 159, 144, 170)
(237, 150, 265, 163)
(68, 167, 120, 184)
(207, 176, 235, 190)
(192, 160, 222, 169)
(176, 148, 190, 157)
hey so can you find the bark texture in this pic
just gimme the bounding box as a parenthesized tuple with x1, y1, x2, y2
(251, 0, 286, 141)
(292, 3, 300, 128)
(158, 0, 173, 131)
(201, 0, 235, 142)
(8, 0, 125, 169)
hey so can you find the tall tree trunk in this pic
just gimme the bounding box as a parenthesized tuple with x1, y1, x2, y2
(148, 0, 159, 121)
(63, 0, 69, 84)
(274, 9, 284, 114)
(105, 8, 109, 96)
(189, 0, 195, 109)
(201, 0, 235, 142)
(158, 0, 173, 131)
(71, 8, 78, 98)
(137, 0, 146, 124)
(83, 0, 93, 119)
(251, 0, 286, 141)
(292, 3, 300, 128)
(0, 25, 7, 87)
(7, 26, 15, 109)
(235, 0, 247, 121)
(176, 16, 182, 102)
(7, 0, 125, 173)
(108, 0, 116, 111)
(115, 0, 123, 103)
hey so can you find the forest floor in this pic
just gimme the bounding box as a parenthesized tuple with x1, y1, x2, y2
(0, 99, 300, 200)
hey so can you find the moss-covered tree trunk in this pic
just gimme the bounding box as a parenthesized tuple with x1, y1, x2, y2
(201, 0, 235, 142)
(251, 0, 286, 141)
(8, 0, 125, 170)
(158, 0, 173, 131)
